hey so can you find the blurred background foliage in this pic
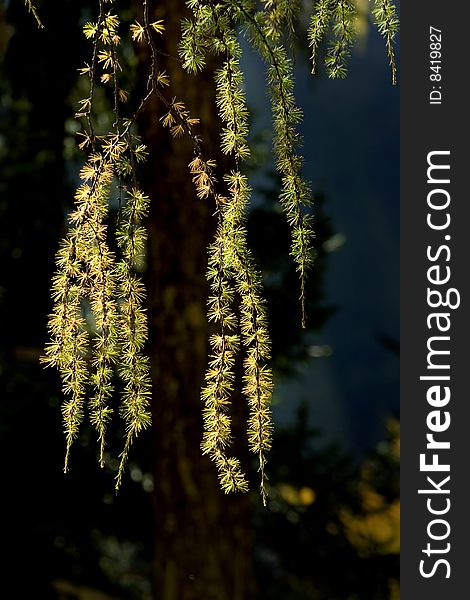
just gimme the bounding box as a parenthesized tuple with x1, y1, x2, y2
(0, 0, 398, 598)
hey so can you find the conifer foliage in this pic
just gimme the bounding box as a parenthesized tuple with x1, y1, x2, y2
(41, 0, 398, 502)
(308, 0, 399, 84)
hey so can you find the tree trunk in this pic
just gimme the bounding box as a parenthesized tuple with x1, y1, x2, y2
(136, 2, 255, 599)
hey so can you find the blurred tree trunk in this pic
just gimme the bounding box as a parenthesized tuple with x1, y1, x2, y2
(134, 1, 255, 599)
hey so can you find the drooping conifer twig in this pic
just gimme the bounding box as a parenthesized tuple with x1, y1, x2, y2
(78, 159, 119, 468)
(180, 1, 275, 501)
(191, 161, 250, 494)
(115, 185, 153, 489)
(234, 2, 315, 328)
(371, 0, 399, 85)
(84, 7, 122, 468)
(223, 173, 273, 505)
(188, 149, 252, 495)
(44, 0, 159, 478)
(325, 0, 356, 79)
(24, 0, 44, 29)
(211, 12, 273, 502)
(308, 0, 399, 84)
(308, 0, 335, 75)
(43, 235, 89, 472)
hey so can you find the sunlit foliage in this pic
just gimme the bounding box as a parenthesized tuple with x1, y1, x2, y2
(41, 0, 398, 500)
(308, 0, 399, 84)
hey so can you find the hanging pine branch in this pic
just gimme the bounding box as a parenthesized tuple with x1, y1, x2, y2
(43, 0, 157, 478)
(180, 0, 274, 502)
(308, 0, 399, 84)
(371, 0, 399, 85)
(308, 0, 335, 75)
(236, 1, 315, 328)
